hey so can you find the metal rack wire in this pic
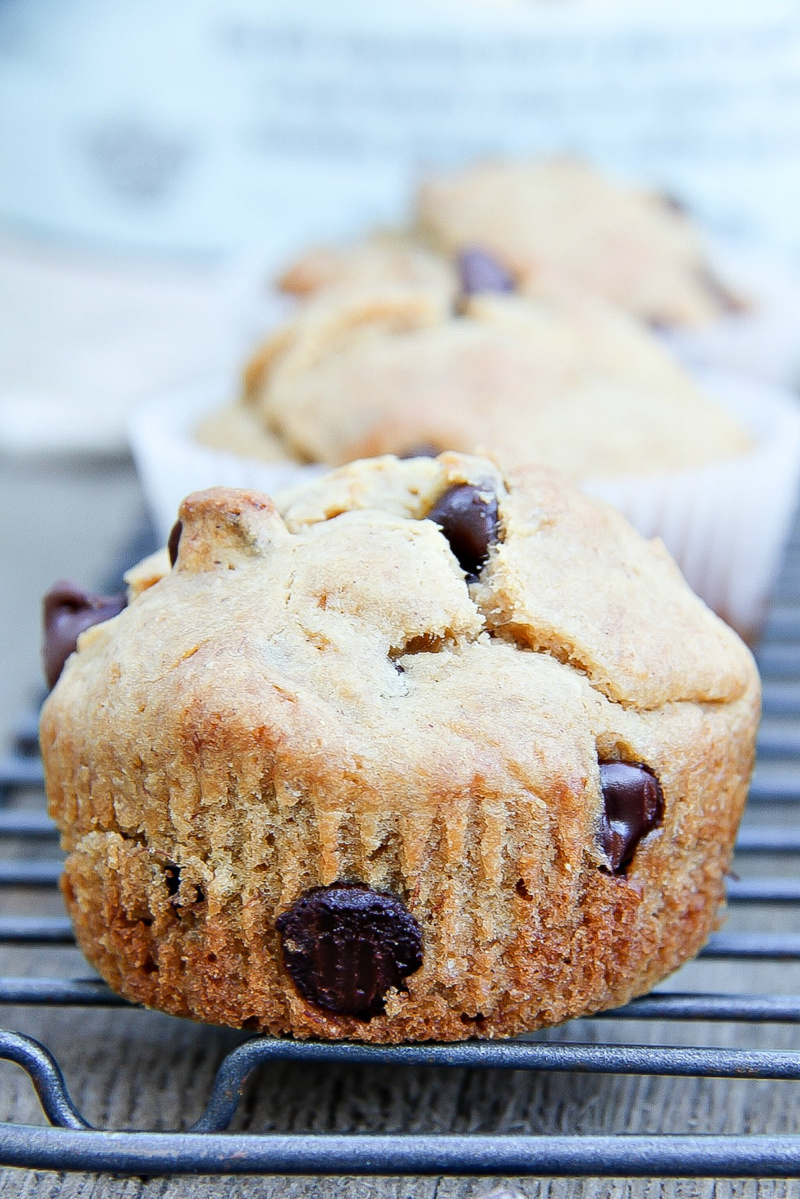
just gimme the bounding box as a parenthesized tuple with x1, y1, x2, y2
(1, 529, 800, 1178)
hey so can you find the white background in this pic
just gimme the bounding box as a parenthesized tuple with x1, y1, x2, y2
(2, 0, 800, 260)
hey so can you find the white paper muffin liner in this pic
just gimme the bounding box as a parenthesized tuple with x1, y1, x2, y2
(128, 376, 326, 545)
(129, 370, 800, 640)
(659, 242, 800, 391)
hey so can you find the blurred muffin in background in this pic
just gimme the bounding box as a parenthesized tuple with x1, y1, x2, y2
(194, 399, 286, 463)
(278, 232, 457, 302)
(416, 157, 746, 328)
(272, 158, 749, 339)
(231, 264, 750, 476)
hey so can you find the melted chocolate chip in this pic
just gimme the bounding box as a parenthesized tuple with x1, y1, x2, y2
(426, 483, 499, 581)
(276, 883, 423, 1019)
(457, 247, 515, 297)
(397, 444, 441, 460)
(42, 582, 127, 689)
(168, 520, 183, 567)
(599, 761, 664, 874)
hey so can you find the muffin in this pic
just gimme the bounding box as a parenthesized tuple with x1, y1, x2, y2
(238, 273, 751, 474)
(277, 232, 457, 302)
(416, 157, 745, 327)
(194, 400, 286, 463)
(41, 453, 759, 1042)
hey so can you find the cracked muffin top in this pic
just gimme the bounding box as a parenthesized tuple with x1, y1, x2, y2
(272, 453, 754, 709)
(113, 452, 754, 718)
(416, 158, 745, 327)
(241, 277, 751, 475)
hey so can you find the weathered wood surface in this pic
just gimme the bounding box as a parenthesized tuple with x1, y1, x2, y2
(0, 462, 798, 1198)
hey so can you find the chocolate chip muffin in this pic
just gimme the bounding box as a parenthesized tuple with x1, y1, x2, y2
(416, 158, 745, 327)
(40, 454, 759, 1042)
(239, 269, 750, 474)
(277, 232, 457, 301)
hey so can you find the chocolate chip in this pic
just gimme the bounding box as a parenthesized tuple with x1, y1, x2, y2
(426, 483, 499, 581)
(598, 761, 664, 874)
(276, 883, 423, 1019)
(457, 247, 515, 297)
(42, 582, 127, 689)
(397, 444, 441, 460)
(168, 520, 183, 567)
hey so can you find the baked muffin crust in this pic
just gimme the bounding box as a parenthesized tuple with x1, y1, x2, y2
(41, 455, 759, 1041)
(416, 158, 745, 327)
(241, 282, 750, 474)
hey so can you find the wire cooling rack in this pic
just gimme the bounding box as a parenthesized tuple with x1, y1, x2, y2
(1, 528, 800, 1178)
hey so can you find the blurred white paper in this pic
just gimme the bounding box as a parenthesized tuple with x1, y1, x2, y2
(0, 235, 237, 454)
(2, 0, 800, 259)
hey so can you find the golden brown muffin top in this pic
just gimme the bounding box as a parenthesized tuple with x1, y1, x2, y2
(241, 281, 751, 476)
(98, 453, 757, 721)
(416, 158, 744, 327)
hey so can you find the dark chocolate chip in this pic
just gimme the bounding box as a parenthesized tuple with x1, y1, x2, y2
(598, 761, 664, 874)
(276, 883, 423, 1019)
(457, 247, 515, 297)
(397, 444, 441, 460)
(426, 483, 499, 581)
(42, 582, 127, 689)
(168, 520, 183, 567)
